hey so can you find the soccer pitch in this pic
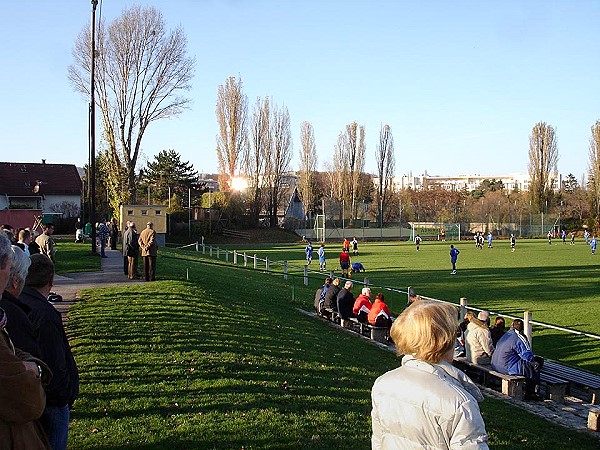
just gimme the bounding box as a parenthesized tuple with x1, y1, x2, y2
(229, 238, 600, 372)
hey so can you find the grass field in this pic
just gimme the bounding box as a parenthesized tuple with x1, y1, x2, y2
(53, 240, 101, 274)
(66, 246, 600, 449)
(188, 239, 600, 373)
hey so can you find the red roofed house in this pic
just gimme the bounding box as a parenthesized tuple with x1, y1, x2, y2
(0, 161, 82, 229)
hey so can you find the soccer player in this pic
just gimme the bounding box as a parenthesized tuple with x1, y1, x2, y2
(510, 234, 516, 252)
(584, 229, 590, 245)
(547, 230, 552, 244)
(570, 232, 575, 245)
(591, 237, 597, 255)
(339, 248, 351, 277)
(450, 244, 460, 275)
(415, 234, 422, 251)
(305, 241, 313, 265)
(351, 237, 359, 256)
(317, 243, 326, 271)
(561, 229, 567, 244)
(487, 232, 493, 248)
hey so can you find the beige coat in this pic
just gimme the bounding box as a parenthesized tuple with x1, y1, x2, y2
(371, 355, 488, 449)
(465, 320, 495, 365)
(138, 227, 157, 257)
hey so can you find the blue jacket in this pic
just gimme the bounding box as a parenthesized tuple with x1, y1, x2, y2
(491, 328, 534, 376)
(450, 248, 459, 263)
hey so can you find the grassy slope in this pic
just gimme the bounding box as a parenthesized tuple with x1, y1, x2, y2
(53, 240, 101, 274)
(66, 250, 600, 449)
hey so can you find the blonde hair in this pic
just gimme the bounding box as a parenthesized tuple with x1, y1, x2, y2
(390, 299, 459, 363)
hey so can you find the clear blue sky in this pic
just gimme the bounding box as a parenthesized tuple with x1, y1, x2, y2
(1, 1, 599, 181)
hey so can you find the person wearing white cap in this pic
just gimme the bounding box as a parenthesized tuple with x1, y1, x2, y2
(465, 311, 495, 365)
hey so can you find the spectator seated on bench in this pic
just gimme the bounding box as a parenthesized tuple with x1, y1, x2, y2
(351, 262, 365, 273)
(336, 280, 356, 321)
(352, 287, 372, 323)
(368, 292, 393, 328)
(465, 311, 495, 366)
(491, 318, 544, 401)
(490, 316, 506, 346)
(314, 277, 332, 316)
(322, 278, 341, 318)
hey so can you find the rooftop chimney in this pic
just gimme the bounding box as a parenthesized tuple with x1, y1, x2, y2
(41, 159, 46, 164)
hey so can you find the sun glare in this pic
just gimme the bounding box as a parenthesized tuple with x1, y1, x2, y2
(231, 176, 248, 191)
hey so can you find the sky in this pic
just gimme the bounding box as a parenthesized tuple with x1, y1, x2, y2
(1, 1, 599, 181)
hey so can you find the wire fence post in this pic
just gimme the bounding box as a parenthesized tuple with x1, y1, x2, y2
(216, 247, 220, 259)
(524, 310, 533, 348)
(304, 265, 309, 286)
(233, 250, 238, 265)
(209, 246, 213, 257)
(225, 249, 229, 262)
(253, 254, 257, 269)
(460, 297, 468, 320)
(202, 243, 206, 254)
(364, 277, 369, 286)
(266, 257, 270, 272)
(284, 261, 288, 281)
(244, 252, 248, 267)
(195, 242, 198, 252)
(186, 268, 189, 281)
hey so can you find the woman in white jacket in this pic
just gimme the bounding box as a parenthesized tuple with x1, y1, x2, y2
(371, 300, 489, 449)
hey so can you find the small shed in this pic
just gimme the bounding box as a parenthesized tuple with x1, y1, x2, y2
(120, 204, 168, 247)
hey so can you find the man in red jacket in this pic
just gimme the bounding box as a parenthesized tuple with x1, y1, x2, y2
(353, 287, 372, 323)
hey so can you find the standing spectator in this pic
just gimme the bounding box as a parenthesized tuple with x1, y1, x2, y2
(96, 219, 110, 258)
(122, 221, 131, 276)
(490, 316, 506, 346)
(17, 229, 32, 257)
(339, 248, 351, 278)
(336, 280, 355, 320)
(368, 292, 393, 328)
(353, 287, 372, 323)
(305, 241, 313, 265)
(449, 244, 460, 275)
(109, 219, 119, 250)
(351, 236, 359, 256)
(414, 234, 422, 251)
(125, 222, 140, 280)
(465, 311, 495, 365)
(75, 218, 84, 243)
(19, 254, 79, 449)
(491, 319, 544, 401)
(317, 243, 326, 272)
(35, 224, 56, 263)
(138, 222, 158, 281)
(130, 223, 142, 278)
(84, 221, 92, 238)
(372, 300, 488, 449)
(0, 246, 40, 357)
(28, 229, 41, 255)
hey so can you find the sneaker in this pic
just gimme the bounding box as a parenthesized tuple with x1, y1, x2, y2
(451, 270, 456, 275)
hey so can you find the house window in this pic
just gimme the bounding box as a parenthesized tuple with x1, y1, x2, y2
(155, 210, 162, 215)
(127, 210, 133, 215)
(141, 210, 148, 215)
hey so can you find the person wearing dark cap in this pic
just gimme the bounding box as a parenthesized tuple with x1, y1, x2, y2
(138, 222, 158, 281)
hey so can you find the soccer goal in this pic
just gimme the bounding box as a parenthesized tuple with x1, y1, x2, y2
(314, 214, 326, 242)
(409, 222, 461, 241)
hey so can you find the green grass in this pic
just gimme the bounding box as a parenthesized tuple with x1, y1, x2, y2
(53, 240, 101, 274)
(199, 239, 600, 372)
(66, 250, 600, 449)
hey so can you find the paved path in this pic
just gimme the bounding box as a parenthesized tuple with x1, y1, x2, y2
(52, 248, 142, 319)
(52, 251, 599, 438)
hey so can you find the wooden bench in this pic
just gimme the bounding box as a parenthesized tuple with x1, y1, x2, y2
(540, 373, 569, 403)
(542, 360, 600, 405)
(453, 357, 526, 398)
(348, 318, 390, 343)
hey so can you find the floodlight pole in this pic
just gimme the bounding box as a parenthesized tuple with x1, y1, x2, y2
(89, 0, 98, 255)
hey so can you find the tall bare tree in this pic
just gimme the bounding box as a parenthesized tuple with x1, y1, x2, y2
(342, 122, 366, 218)
(216, 76, 248, 190)
(69, 5, 194, 204)
(528, 122, 558, 213)
(588, 120, 600, 217)
(244, 96, 271, 224)
(298, 121, 318, 217)
(265, 103, 293, 227)
(375, 124, 395, 224)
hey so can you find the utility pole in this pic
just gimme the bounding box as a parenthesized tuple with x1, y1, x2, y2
(89, 0, 98, 255)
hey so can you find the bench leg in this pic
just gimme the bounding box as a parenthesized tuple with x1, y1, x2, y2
(546, 384, 566, 403)
(371, 328, 387, 343)
(588, 408, 600, 431)
(502, 379, 524, 398)
(592, 390, 598, 406)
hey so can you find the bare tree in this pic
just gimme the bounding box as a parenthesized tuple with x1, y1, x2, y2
(244, 96, 271, 224)
(375, 124, 395, 224)
(69, 5, 194, 204)
(588, 120, 600, 218)
(298, 121, 318, 218)
(341, 122, 366, 218)
(265, 103, 293, 227)
(528, 122, 558, 213)
(216, 76, 248, 190)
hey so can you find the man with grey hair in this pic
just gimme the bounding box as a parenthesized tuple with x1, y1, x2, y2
(336, 280, 355, 321)
(0, 232, 13, 294)
(0, 246, 39, 357)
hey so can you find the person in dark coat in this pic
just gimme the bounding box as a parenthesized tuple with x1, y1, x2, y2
(19, 254, 79, 449)
(322, 278, 341, 313)
(336, 280, 355, 320)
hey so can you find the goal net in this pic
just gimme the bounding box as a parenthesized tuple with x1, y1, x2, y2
(409, 222, 461, 241)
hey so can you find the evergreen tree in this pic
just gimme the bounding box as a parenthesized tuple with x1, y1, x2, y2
(144, 150, 198, 206)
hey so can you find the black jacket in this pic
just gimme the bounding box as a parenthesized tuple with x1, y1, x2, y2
(336, 288, 355, 320)
(0, 291, 41, 358)
(18, 286, 79, 408)
(323, 285, 340, 311)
